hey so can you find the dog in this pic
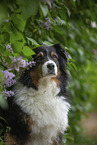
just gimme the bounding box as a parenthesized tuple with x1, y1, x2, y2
(0, 44, 70, 145)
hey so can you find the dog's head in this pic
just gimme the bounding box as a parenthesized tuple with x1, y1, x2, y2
(19, 44, 68, 89)
(33, 43, 68, 76)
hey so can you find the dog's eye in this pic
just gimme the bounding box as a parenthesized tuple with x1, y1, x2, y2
(36, 52, 44, 60)
(51, 52, 58, 60)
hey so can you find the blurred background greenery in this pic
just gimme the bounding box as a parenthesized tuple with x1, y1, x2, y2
(0, 0, 97, 144)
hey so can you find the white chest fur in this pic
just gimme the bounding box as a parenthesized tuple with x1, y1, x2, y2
(14, 78, 70, 145)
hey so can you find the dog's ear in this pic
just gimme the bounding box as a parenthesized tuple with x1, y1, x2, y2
(53, 44, 68, 62)
(54, 44, 68, 94)
(54, 44, 68, 73)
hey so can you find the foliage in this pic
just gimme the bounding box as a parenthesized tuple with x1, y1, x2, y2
(85, 60, 97, 110)
(0, 0, 97, 144)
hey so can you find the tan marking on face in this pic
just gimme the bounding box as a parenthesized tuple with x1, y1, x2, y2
(39, 52, 44, 57)
(52, 78, 60, 87)
(30, 64, 42, 88)
(51, 52, 58, 60)
(36, 52, 44, 62)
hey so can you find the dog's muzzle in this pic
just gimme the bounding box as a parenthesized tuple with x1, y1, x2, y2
(41, 60, 58, 77)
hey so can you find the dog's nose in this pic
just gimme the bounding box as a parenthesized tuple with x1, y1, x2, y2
(47, 63, 54, 70)
(41, 60, 57, 77)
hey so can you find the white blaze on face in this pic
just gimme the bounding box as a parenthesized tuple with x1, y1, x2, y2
(41, 60, 58, 77)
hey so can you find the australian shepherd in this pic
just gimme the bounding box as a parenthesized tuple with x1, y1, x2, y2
(0, 44, 70, 145)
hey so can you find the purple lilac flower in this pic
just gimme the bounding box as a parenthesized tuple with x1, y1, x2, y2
(2, 70, 16, 98)
(2, 56, 35, 72)
(3, 89, 15, 98)
(3, 70, 16, 88)
(4, 70, 15, 80)
(2, 58, 35, 97)
(1, 48, 36, 98)
(2, 44, 35, 71)
(8, 56, 27, 72)
(5, 44, 13, 54)
(2, 57, 9, 67)
(44, 17, 51, 30)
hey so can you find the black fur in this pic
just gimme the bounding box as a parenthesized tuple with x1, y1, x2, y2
(0, 44, 69, 144)
(0, 97, 30, 144)
(19, 69, 38, 90)
(54, 44, 68, 96)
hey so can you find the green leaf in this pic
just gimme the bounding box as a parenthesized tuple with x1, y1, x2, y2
(19, 0, 39, 19)
(0, 116, 7, 124)
(59, 9, 67, 21)
(0, 94, 8, 111)
(40, 3, 48, 17)
(0, 126, 3, 133)
(55, 17, 66, 25)
(22, 46, 35, 56)
(3, 22, 12, 33)
(10, 28, 25, 43)
(12, 41, 24, 53)
(0, 3, 7, 25)
(0, 140, 3, 145)
(0, 35, 4, 43)
(65, 135, 74, 141)
(4, 56, 12, 64)
(3, 50, 12, 57)
(53, 25, 64, 35)
(42, 41, 53, 46)
(26, 37, 39, 46)
(0, 44, 5, 53)
(12, 14, 26, 32)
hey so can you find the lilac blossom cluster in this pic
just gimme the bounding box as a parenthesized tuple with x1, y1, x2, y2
(2, 44, 35, 71)
(5, 44, 13, 54)
(3, 70, 16, 98)
(3, 89, 15, 98)
(2, 56, 35, 72)
(44, 17, 51, 30)
(1, 44, 35, 98)
(3, 70, 16, 88)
